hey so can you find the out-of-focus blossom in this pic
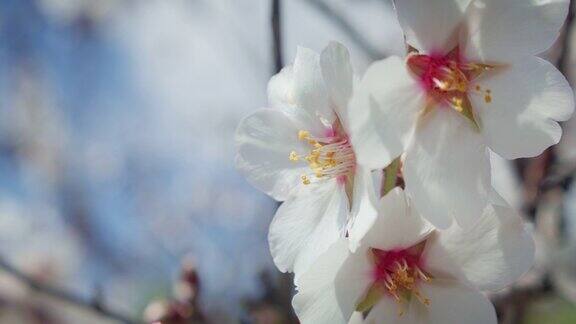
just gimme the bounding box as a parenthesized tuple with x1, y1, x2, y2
(0, 198, 82, 294)
(143, 257, 205, 324)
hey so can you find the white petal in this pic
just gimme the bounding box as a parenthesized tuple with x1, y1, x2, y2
(366, 280, 496, 324)
(463, 0, 569, 62)
(334, 250, 376, 321)
(393, 0, 471, 53)
(490, 152, 522, 210)
(352, 188, 434, 251)
(473, 57, 575, 159)
(417, 280, 497, 324)
(348, 56, 425, 170)
(365, 297, 418, 324)
(320, 41, 354, 130)
(292, 239, 350, 324)
(488, 188, 511, 208)
(292, 46, 335, 123)
(347, 312, 365, 324)
(235, 108, 325, 201)
(293, 239, 372, 324)
(424, 203, 534, 291)
(348, 167, 381, 252)
(404, 108, 491, 229)
(268, 65, 294, 108)
(269, 180, 348, 277)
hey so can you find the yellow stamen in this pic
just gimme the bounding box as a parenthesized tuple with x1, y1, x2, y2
(289, 129, 355, 185)
(414, 290, 431, 306)
(435, 63, 469, 93)
(298, 130, 309, 140)
(451, 96, 464, 112)
(356, 250, 434, 318)
(384, 262, 432, 316)
(289, 151, 299, 162)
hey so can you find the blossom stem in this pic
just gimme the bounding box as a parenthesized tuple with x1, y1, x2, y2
(356, 284, 384, 313)
(382, 158, 400, 196)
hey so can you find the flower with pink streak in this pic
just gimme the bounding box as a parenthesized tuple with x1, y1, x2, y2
(293, 188, 534, 324)
(348, 0, 574, 229)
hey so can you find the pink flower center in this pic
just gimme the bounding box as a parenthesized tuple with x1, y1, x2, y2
(408, 53, 469, 95)
(372, 247, 430, 305)
(370, 246, 431, 314)
(406, 48, 496, 130)
(372, 249, 423, 283)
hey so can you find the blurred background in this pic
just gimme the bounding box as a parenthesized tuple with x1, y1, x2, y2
(0, 0, 575, 323)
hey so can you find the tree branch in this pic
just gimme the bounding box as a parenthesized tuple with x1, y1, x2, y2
(271, 0, 284, 73)
(0, 256, 141, 324)
(302, 0, 385, 60)
(493, 277, 552, 324)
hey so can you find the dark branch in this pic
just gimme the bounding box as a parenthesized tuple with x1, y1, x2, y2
(0, 257, 141, 324)
(271, 0, 284, 73)
(302, 0, 385, 60)
(539, 166, 576, 191)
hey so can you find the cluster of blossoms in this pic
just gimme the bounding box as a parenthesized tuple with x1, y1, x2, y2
(235, 0, 574, 323)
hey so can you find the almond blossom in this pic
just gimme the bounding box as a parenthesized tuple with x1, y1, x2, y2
(235, 42, 378, 277)
(292, 188, 534, 324)
(349, 0, 575, 228)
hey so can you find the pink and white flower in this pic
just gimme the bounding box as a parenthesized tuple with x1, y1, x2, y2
(349, 0, 574, 228)
(292, 188, 534, 324)
(235, 42, 378, 277)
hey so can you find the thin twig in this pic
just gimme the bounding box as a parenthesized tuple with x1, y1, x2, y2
(0, 257, 141, 324)
(271, 0, 284, 73)
(528, 0, 576, 188)
(301, 0, 385, 60)
(557, 0, 575, 74)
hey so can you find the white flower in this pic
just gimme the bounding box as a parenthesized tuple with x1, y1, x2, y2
(292, 188, 534, 324)
(235, 42, 378, 277)
(349, 0, 574, 228)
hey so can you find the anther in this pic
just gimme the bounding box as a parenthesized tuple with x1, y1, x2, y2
(289, 151, 299, 161)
